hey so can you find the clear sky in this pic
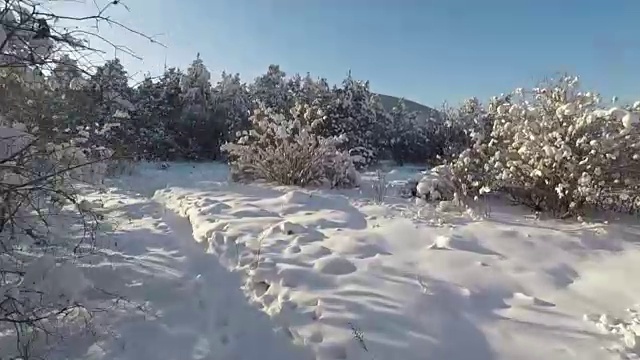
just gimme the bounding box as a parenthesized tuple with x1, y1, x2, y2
(49, 0, 640, 107)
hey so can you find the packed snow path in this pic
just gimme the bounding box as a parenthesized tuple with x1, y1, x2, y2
(62, 163, 640, 360)
(67, 182, 314, 360)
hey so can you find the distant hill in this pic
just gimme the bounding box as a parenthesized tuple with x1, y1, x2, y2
(376, 94, 441, 120)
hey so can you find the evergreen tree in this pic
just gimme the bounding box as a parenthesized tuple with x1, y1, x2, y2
(90, 58, 133, 122)
(250, 64, 290, 111)
(176, 54, 221, 159)
(213, 71, 251, 144)
(386, 99, 429, 165)
(319, 74, 384, 168)
(88, 58, 134, 155)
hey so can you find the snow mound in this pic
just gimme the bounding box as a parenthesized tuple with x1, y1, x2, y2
(585, 308, 640, 357)
(280, 190, 314, 204)
(55, 182, 314, 360)
(313, 255, 358, 275)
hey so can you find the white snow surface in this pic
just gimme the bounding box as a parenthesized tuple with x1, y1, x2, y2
(10, 162, 640, 360)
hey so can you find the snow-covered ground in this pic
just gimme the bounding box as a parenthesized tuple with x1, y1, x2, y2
(27, 162, 640, 359)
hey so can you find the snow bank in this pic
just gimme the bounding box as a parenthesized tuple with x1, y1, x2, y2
(7, 177, 314, 360)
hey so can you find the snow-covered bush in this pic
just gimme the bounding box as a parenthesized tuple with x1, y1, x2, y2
(416, 165, 456, 201)
(450, 75, 640, 217)
(222, 102, 360, 188)
(349, 146, 377, 169)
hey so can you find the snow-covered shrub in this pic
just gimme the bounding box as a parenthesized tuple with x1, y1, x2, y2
(324, 147, 361, 189)
(349, 146, 377, 169)
(450, 75, 640, 217)
(416, 165, 456, 201)
(222, 102, 360, 188)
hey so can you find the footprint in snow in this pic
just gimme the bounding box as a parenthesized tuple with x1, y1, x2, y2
(313, 255, 357, 275)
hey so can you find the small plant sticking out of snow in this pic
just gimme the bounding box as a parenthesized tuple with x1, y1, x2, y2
(222, 102, 360, 188)
(348, 322, 369, 353)
(449, 74, 640, 217)
(371, 169, 388, 203)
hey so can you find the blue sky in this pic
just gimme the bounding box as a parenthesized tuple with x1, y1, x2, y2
(50, 0, 640, 107)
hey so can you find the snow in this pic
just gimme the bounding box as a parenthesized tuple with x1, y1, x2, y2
(8, 162, 640, 360)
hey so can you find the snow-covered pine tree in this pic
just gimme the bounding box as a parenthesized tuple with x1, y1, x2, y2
(300, 73, 334, 108)
(137, 67, 186, 160)
(177, 53, 222, 159)
(156, 67, 184, 120)
(425, 96, 490, 164)
(0, 66, 50, 132)
(47, 56, 94, 136)
(87, 59, 134, 154)
(89, 59, 134, 122)
(128, 76, 168, 159)
(250, 64, 291, 112)
(319, 73, 384, 168)
(212, 71, 251, 144)
(180, 54, 211, 116)
(385, 99, 429, 165)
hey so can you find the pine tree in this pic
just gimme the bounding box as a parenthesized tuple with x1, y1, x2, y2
(213, 71, 251, 143)
(50, 55, 84, 90)
(319, 74, 384, 168)
(128, 68, 186, 160)
(90, 58, 133, 120)
(176, 53, 221, 159)
(180, 53, 212, 116)
(299, 73, 333, 107)
(250, 64, 291, 111)
(386, 99, 429, 165)
(47, 56, 93, 134)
